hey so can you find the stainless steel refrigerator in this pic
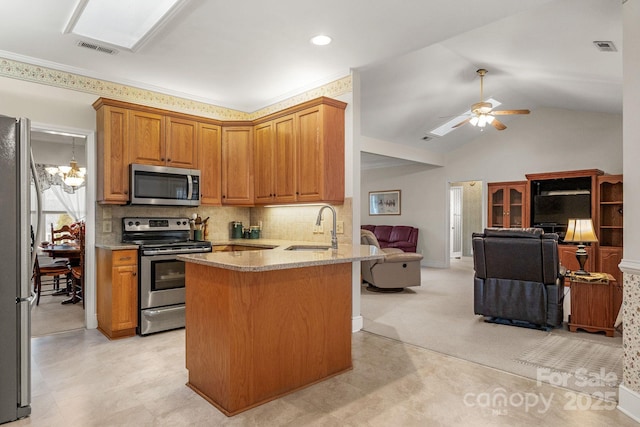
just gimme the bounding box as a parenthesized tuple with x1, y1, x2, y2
(0, 115, 40, 424)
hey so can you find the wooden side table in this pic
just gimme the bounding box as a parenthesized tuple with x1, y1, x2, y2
(568, 272, 619, 337)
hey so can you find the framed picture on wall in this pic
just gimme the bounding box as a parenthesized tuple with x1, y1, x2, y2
(369, 190, 401, 215)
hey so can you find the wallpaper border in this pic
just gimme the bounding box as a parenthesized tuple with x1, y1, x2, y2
(0, 57, 352, 120)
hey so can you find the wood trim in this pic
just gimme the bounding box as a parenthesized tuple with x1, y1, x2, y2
(93, 96, 347, 127)
(525, 169, 604, 181)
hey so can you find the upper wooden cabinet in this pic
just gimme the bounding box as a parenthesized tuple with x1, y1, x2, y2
(198, 122, 222, 206)
(95, 104, 130, 204)
(296, 103, 345, 203)
(487, 181, 527, 228)
(129, 112, 199, 169)
(93, 96, 346, 206)
(221, 126, 254, 205)
(165, 117, 199, 169)
(253, 115, 297, 204)
(129, 110, 165, 166)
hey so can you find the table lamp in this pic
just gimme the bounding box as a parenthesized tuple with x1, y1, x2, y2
(564, 218, 598, 275)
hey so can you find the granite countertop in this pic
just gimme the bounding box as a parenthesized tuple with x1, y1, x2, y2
(95, 243, 139, 250)
(178, 239, 383, 272)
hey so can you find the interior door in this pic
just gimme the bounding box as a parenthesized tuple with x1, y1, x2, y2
(450, 186, 463, 258)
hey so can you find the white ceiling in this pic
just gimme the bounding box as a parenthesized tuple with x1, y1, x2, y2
(0, 0, 623, 166)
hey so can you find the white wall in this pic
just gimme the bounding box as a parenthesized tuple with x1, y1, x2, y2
(362, 107, 623, 267)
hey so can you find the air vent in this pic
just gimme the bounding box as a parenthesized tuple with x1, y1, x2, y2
(593, 41, 617, 52)
(76, 40, 118, 55)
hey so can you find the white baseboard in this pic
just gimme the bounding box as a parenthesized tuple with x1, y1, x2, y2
(86, 314, 98, 330)
(352, 315, 363, 333)
(618, 384, 640, 423)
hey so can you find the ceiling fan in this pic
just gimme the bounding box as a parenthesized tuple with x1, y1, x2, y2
(452, 69, 530, 131)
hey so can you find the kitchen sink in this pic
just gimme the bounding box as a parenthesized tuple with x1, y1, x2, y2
(284, 245, 331, 251)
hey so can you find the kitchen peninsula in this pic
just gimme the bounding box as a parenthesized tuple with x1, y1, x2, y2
(178, 242, 382, 416)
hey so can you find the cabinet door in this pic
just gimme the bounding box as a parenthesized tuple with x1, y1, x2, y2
(558, 245, 595, 273)
(598, 246, 623, 285)
(488, 185, 506, 227)
(112, 264, 138, 331)
(166, 117, 198, 168)
(253, 122, 275, 204)
(487, 182, 526, 228)
(199, 123, 222, 206)
(129, 110, 165, 166)
(507, 185, 526, 228)
(273, 114, 297, 203)
(96, 105, 129, 203)
(222, 126, 254, 205)
(296, 106, 322, 202)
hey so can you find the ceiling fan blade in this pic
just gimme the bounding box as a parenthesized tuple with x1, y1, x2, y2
(492, 109, 530, 115)
(452, 117, 471, 128)
(491, 118, 507, 130)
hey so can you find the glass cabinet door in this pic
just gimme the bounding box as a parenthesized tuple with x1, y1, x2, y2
(490, 187, 504, 227)
(508, 187, 524, 228)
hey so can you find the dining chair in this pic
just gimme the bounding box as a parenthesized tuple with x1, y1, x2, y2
(69, 222, 85, 307)
(31, 226, 72, 305)
(51, 223, 76, 244)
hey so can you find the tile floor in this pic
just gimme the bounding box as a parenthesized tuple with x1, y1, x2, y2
(10, 328, 637, 426)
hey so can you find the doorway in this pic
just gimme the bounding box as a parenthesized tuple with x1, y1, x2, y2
(30, 125, 94, 336)
(449, 181, 483, 259)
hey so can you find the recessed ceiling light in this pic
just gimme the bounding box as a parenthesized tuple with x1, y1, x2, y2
(65, 0, 186, 51)
(310, 35, 332, 46)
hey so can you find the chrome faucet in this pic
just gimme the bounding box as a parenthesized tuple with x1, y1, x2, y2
(316, 204, 338, 249)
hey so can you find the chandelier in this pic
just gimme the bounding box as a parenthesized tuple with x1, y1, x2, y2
(45, 137, 86, 188)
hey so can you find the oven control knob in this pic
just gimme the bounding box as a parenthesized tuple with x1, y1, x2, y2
(182, 220, 187, 225)
(127, 221, 133, 226)
(135, 221, 140, 226)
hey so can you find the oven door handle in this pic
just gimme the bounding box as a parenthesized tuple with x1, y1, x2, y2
(145, 305, 185, 317)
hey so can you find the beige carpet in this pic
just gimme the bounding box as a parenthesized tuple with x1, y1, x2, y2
(361, 257, 623, 400)
(31, 290, 84, 337)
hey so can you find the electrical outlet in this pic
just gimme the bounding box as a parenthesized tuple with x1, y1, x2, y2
(102, 220, 112, 233)
(103, 208, 112, 220)
(313, 221, 324, 234)
(336, 221, 344, 234)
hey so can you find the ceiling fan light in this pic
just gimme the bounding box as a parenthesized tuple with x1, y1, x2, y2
(485, 115, 495, 124)
(58, 165, 72, 174)
(477, 115, 488, 127)
(469, 116, 479, 126)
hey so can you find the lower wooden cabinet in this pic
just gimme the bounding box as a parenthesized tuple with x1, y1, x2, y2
(568, 273, 620, 337)
(97, 248, 138, 339)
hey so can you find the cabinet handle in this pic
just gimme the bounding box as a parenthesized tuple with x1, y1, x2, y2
(119, 256, 132, 261)
(167, 158, 171, 162)
(222, 195, 226, 199)
(132, 272, 137, 276)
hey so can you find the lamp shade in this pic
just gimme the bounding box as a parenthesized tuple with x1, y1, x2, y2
(564, 218, 598, 243)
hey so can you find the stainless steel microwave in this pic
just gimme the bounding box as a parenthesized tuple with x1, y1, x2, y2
(130, 164, 201, 206)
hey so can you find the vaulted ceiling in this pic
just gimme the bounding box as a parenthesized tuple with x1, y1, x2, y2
(0, 0, 622, 164)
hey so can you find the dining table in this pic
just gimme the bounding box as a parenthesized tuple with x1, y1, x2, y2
(39, 244, 82, 304)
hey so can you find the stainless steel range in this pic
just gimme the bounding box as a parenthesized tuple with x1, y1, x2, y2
(122, 217, 212, 335)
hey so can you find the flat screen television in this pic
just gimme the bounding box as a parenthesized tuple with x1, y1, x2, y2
(532, 194, 591, 226)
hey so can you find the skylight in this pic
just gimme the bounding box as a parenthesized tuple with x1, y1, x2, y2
(65, 0, 186, 51)
(429, 98, 502, 137)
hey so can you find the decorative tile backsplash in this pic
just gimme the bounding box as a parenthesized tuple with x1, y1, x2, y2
(95, 198, 353, 246)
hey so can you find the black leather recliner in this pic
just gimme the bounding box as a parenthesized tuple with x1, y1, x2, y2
(472, 228, 564, 329)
